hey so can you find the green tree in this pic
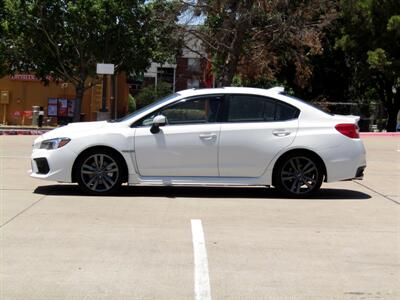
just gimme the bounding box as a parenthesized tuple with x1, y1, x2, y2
(0, 0, 7, 76)
(184, 1, 337, 87)
(336, 0, 400, 131)
(295, 18, 352, 105)
(3, 0, 181, 121)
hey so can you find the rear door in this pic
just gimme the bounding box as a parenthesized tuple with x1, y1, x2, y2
(218, 94, 299, 177)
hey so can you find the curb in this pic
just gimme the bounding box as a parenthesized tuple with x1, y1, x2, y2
(360, 132, 400, 137)
(0, 129, 51, 135)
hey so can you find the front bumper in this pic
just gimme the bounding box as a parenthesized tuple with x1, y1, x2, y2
(30, 147, 75, 182)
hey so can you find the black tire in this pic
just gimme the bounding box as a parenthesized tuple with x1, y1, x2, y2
(274, 153, 324, 198)
(75, 149, 124, 195)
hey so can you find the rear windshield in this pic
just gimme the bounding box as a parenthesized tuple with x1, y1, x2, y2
(281, 93, 333, 116)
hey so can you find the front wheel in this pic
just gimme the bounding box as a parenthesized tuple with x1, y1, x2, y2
(274, 155, 323, 198)
(75, 149, 124, 195)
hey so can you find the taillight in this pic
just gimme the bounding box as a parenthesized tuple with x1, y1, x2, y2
(335, 123, 359, 139)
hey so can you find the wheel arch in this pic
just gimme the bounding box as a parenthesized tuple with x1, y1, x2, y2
(71, 145, 129, 183)
(272, 148, 327, 186)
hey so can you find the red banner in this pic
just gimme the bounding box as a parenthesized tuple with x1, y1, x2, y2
(23, 111, 33, 118)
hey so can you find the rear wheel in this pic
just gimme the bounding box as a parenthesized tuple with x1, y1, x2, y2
(75, 149, 124, 195)
(274, 154, 323, 198)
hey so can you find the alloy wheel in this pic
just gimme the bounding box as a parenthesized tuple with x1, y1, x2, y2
(80, 153, 120, 192)
(280, 156, 319, 195)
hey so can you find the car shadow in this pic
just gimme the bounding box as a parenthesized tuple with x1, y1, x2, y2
(33, 184, 371, 200)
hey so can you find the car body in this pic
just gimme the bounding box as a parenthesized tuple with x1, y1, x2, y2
(30, 87, 366, 197)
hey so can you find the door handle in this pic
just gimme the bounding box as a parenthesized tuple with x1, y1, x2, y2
(272, 129, 291, 137)
(199, 133, 217, 140)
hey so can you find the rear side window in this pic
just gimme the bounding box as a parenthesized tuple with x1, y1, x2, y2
(226, 95, 299, 122)
(228, 95, 266, 122)
(275, 101, 299, 121)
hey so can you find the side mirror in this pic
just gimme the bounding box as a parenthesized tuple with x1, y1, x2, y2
(150, 115, 166, 134)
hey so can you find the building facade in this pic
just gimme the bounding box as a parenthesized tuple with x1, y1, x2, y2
(0, 73, 129, 126)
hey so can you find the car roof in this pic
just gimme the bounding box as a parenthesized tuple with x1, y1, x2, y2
(177, 86, 285, 97)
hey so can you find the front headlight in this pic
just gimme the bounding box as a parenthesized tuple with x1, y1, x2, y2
(40, 138, 71, 150)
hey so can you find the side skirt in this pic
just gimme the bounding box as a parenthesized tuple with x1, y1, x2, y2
(128, 175, 271, 187)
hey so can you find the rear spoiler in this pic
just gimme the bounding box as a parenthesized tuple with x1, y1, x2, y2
(333, 114, 360, 123)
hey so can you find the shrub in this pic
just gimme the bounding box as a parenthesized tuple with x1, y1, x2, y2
(136, 81, 172, 108)
(128, 94, 136, 112)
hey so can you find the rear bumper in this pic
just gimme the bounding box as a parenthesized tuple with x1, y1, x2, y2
(354, 166, 366, 180)
(321, 138, 367, 183)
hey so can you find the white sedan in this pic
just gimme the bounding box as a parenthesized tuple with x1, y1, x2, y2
(30, 87, 366, 197)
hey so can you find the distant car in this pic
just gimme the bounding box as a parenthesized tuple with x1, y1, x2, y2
(30, 87, 366, 197)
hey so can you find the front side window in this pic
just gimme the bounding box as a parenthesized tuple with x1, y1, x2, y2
(163, 97, 220, 125)
(137, 96, 221, 126)
(227, 95, 299, 122)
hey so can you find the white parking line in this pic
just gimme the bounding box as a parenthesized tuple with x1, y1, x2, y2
(191, 219, 212, 300)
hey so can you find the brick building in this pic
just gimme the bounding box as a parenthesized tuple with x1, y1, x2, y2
(127, 33, 213, 95)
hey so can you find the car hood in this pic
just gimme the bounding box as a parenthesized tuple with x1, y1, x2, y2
(38, 121, 108, 141)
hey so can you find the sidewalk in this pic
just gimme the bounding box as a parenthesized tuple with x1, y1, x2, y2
(359, 132, 400, 136)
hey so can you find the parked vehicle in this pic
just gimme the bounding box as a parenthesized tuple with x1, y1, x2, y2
(30, 87, 366, 197)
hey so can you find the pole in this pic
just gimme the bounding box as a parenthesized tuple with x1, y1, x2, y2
(173, 67, 176, 92)
(101, 75, 107, 112)
(111, 74, 116, 119)
(2, 104, 6, 124)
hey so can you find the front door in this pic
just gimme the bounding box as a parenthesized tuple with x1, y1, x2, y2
(134, 96, 222, 177)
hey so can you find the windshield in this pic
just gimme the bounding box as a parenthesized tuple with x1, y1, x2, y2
(113, 93, 180, 122)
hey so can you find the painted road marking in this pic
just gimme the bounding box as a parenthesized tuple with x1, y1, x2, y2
(191, 219, 212, 300)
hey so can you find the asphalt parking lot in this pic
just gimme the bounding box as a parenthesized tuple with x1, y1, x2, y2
(0, 135, 399, 300)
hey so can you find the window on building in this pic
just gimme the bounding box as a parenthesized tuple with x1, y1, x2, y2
(187, 79, 200, 89)
(157, 67, 174, 85)
(187, 58, 201, 72)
